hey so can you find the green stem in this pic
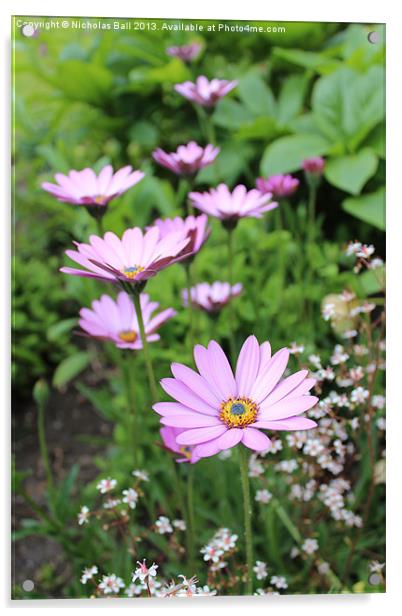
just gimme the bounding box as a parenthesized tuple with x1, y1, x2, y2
(37, 397, 54, 499)
(226, 228, 236, 360)
(132, 290, 158, 403)
(307, 181, 317, 241)
(184, 264, 195, 352)
(186, 465, 195, 573)
(122, 354, 139, 464)
(239, 446, 253, 595)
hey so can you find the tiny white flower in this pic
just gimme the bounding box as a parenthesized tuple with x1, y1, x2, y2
(78, 505, 90, 526)
(253, 560, 268, 580)
(122, 488, 139, 510)
(132, 469, 149, 482)
(173, 519, 186, 531)
(80, 565, 98, 584)
(270, 575, 288, 589)
(155, 515, 173, 534)
(96, 477, 117, 494)
(302, 538, 319, 555)
(255, 489, 272, 504)
(98, 574, 125, 594)
(132, 559, 158, 583)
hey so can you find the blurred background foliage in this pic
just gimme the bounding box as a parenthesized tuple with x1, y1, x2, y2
(12, 19, 385, 398)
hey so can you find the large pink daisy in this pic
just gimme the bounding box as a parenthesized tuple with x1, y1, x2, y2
(189, 184, 278, 223)
(61, 227, 190, 285)
(174, 76, 238, 108)
(154, 335, 318, 460)
(42, 165, 144, 208)
(152, 141, 219, 176)
(151, 214, 210, 263)
(79, 292, 176, 350)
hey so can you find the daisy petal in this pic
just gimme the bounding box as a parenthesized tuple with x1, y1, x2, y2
(241, 428, 272, 452)
(176, 425, 227, 445)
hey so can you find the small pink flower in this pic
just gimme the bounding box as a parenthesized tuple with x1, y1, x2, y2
(182, 281, 242, 313)
(175, 76, 238, 107)
(153, 335, 318, 460)
(79, 292, 176, 349)
(153, 141, 219, 176)
(256, 174, 299, 198)
(160, 426, 200, 463)
(42, 165, 144, 208)
(61, 227, 190, 285)
(166, 42, 202, 62)
(151, 214, 210, 263)
(189, 183, 277, 224)
(302, 157, 325, 175)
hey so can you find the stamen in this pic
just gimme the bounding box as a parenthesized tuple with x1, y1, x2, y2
(219, 397, 258, 428)
(122, 265, 145, 279)
(118, 330, 137, 343)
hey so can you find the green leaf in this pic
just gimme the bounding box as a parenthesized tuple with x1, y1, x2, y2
(312, 66, 385, 151)
(272, 47, 341, 74)
(212, 99, 254, 130)
(47, 318, 77, 342)
(342, 187, 385, 230)
(48, 60, 114, 105)
(52, 352, 91, 390)
(276, 74, 309, 125)
(325, 149, 378, 195)
(237, 71, 276, 117)
(234, 117, 284, 141)
(260, 133, 331, 175)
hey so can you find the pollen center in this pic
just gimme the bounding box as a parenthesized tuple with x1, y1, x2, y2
(219, 397, 258, 428)
(179, 446, 192, 459)
(118, 330, 137, 343)
(122, 265, 145, 279)
(94, 195, 106, 204)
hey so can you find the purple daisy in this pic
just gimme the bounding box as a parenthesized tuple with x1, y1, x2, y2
(256, 174, 299, 199)
(61, 227, 190, 285)
(42, 165, 144, 208)
(166, 42, 202, 62)
(189, 183, 278, 223)
(79, 292, 176, 350)
(182, 281, 242, 313)
(160, 426, 199, 463)
(152, 141, 219, 176)
(151, 214, 210, 263)
(153, 335, 318, 460)
(174, 76, 238, 108)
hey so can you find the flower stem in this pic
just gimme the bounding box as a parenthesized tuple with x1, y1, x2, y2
(122, 353, 139, 464)
(186, 464, 196, 573)
(226, 228, 237, 361)
(184, 263, 195, 352)
(37, 393, 54, 500)
(239, 446, 253, 594)
(307, 180, 317, 241)
(132, 290, 158, 403)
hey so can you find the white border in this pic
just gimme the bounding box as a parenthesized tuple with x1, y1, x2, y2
(2, 1, 401, 614)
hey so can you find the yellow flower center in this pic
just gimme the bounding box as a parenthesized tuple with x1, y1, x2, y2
(118, 330, 137, 343)
(219, 397, 258, 428)
(94, 195, 106, 204)
(179, 446, 192, 459)
(122, 265, 145, 279)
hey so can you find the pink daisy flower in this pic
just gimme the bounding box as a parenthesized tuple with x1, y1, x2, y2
(302, 157, 325, 175)
(182, 281, 242, 313)
(152, 141, 219, 176)
(166, 42, 202, 62)
(42, 164, 144, 208)
(174, 76, 238, 108)
(153, 335, 318, 460)
(189, 184, 277, 224)
(79, 292, 176, 349)
(151, 214, 210, 263)
(61, 227, 190, 285)
(256, 174, 299, 199)
(160, 426, 200, 463)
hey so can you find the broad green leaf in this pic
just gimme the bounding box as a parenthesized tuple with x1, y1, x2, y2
(48, 60, 114, 104)
(272, 47, 341, 74)
(213, 99, 254, 130)
(47, 318, 77, 342)
(52, 352, 91, 390)
(342, 187, 385, 230)
(361, 123, 385, 159)
(237, 71, 276, 117)
(276, 74, 309, 124)
(234, 117, 284, 141)
(260, 133, 331, 175)
(325, 149, 378, 195)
